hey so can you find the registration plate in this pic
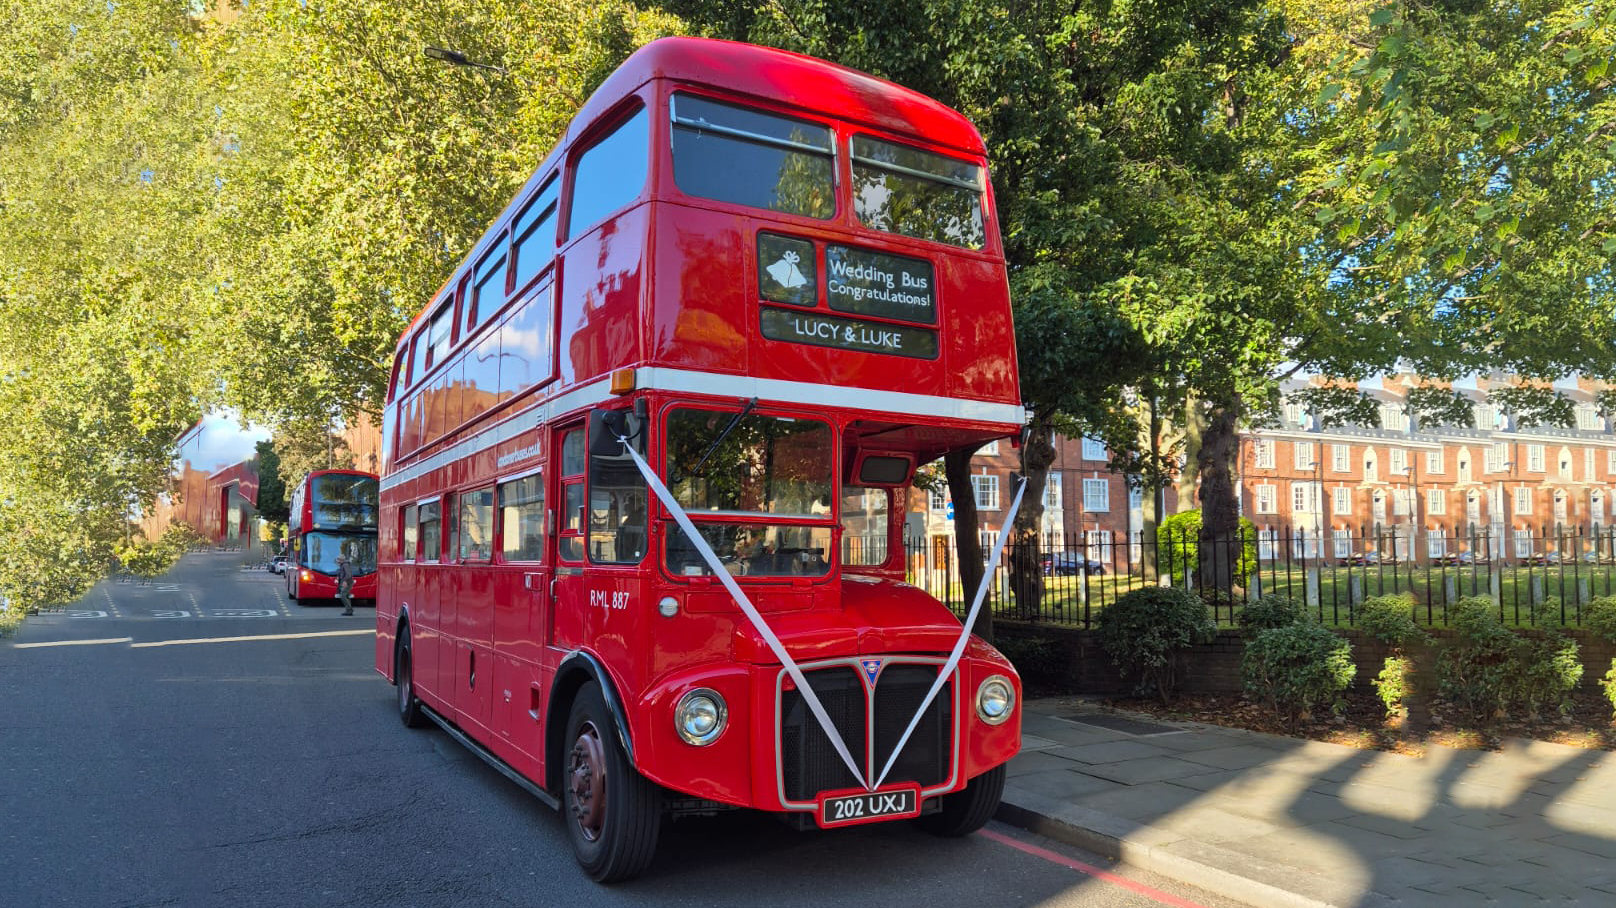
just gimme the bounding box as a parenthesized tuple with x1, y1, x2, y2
(816, 784, 921, 829)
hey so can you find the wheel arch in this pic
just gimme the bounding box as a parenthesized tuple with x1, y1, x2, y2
(547, 651, 635, 792)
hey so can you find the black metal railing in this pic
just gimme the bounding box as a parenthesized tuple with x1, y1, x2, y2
(890, 524, 1616, 629)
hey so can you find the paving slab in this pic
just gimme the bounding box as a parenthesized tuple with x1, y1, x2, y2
(1068, 754, 1227, 786)
(1007, 768, 1125, 800)
(1048, 739, 1178, 765)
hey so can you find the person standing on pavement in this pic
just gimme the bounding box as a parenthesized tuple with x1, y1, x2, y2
(336, 554, 355, 616)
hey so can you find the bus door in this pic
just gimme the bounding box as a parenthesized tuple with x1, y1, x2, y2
(550, 423, 589, 651)
(453, 486, 497, 735)
(412, 497, 446, 711)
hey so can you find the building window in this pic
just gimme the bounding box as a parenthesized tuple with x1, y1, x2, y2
(1084, 530, 1112, 562)
(1458, 456, 1472, 482)
(981, 440, 999, 456)
(1294, 441, 1315, 471)
(1255, 484, 1277, 514)
(1083, 478, 1109, 512)
(1389, 448, 1407, 477)
(1466, 493, 1481, 525)
(971, 474, 999, 511)
(1426, 450, 1444, 474)
(1427, 488, 1445, 515)
(1332, 487, 1352, 516)
(1527, 444, 1545, 472)
(1333, 529, 1353, 558)
(1609, 450, 1616, 474)
(929, 488, 948, 511)
(1587, 449, 1596, 481)
(1577, 406, 1602, 431)
(1474, 404, 1497, 430)
(1044, 473, 1062, 510)
(1257, 527, 1279, 561)
(1129, 485, 1143, 510)
(1331, 444, 1350, 472)
(1514, 487, 1533, 515)
(1428, 534, 1447, 558)
(1254, 439, 1274, 469)
(1381, 404, 1409, 432)
(1284, 401, 1306, 427)
(1364, 450, 1378, 482)
(1081, 437, 1105, 461)
(1292, 482, 1320, 515)
(1514, 529, 1533, 558)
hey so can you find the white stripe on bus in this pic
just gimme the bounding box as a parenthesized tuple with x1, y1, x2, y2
(381, 370, 1026, 491)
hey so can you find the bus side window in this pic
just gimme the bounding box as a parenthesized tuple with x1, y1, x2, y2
(499, 474, 544, 561)
(467, 242, 507, 334)
(402, 504, 419, 562)
(458, 488, 495, 561)
(558, 430, 585, 562)
(512, 175, 558, 294)
(418, 501, 441, 563)
(566, 105, 648, 241)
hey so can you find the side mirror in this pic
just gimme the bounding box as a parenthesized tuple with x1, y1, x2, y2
(588, 409, 636, 457)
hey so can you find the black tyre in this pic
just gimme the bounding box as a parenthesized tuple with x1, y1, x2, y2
(916, 764, 1005, 837)
(562, 683, 661, 882)
(395, 630, 427, 729)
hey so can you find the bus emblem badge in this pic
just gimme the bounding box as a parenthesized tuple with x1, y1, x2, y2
(859, 658, 883, 686)
(765, 250, 808, 290)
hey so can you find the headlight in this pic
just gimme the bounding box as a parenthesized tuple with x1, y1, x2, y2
(976, 675, 1015, 725)
(674, 689, 727, 745)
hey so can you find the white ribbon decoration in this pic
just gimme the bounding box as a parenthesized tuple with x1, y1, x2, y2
(620, 439, 869, 790)
(872, 474, 1025, 789)
(621, 436, 1026, 794)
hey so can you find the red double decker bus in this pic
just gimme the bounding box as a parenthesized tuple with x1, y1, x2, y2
(376, 37, 1025, 881)
(286, 469, 379, 605)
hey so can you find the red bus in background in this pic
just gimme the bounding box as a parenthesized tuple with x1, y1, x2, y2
(286, 469, 379, 605)
(376, 37, 1025, 881)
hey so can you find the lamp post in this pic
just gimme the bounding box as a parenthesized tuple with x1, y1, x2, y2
(1312, 459, 1324, 563)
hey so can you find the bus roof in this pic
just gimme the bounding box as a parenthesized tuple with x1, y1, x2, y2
(572, 37, 987, 157)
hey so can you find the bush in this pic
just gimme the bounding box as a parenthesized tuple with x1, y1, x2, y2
(1437, 597, 1516, 720)
(1511, 633, 1582, 720)
(1356, 594, 1428, 650)
(1586, 596, 1616, 645)
(1095, 587, 1217, 704)
(1157, 511, 1258, 585)
(994, 634, 1068, 693)
(1242, 623, 1355, 727)
(1237, 594, 1309, 634)
(1602, 660, 1616, 720)
(1375, 656, 1416, 718)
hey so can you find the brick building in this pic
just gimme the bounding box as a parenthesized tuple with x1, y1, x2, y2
(915, 374, 1616, 565)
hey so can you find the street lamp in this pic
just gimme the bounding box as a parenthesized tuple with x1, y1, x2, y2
(424, 45, 509, 74)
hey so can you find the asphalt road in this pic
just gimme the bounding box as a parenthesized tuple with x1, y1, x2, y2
(1, 552, 1247, 908)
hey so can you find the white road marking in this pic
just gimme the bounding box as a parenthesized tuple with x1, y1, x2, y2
(131, 629, 373, 648)
(153, 611, 191, 619)
(13, 637, 134, 649)
(67, 610, 109, 619)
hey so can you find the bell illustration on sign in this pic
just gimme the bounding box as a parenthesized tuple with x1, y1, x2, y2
(766, 250, 808, 290)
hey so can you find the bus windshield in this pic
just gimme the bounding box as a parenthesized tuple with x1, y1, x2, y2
(311, 474, 379, 531)
(304, 532, 378, 576)
(663, 407, 834, 578)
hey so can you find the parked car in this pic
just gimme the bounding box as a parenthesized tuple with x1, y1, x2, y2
(1041, 552, 1106, 576)
(267, 555, 290, 574)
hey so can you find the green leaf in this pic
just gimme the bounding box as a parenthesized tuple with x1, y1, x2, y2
(1368, 6, 1397, 28)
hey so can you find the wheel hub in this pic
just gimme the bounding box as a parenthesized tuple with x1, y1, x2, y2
(568, 722, 607, 841)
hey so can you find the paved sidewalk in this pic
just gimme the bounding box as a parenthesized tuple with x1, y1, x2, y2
(995, 699, 1616, 907)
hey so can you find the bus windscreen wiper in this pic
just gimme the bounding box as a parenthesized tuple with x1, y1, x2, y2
(688, 397, 758, 478)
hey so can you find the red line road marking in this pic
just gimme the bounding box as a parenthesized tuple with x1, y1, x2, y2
(977, 828, 1213, 908)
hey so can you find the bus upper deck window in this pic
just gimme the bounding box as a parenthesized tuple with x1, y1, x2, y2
(671, 93, 834, 219)
(851, 136, 985, 249)
(567, 106, 649, 240)
(512, 175, 559, 292)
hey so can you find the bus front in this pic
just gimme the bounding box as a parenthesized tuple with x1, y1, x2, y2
(291, 470, 380, 603)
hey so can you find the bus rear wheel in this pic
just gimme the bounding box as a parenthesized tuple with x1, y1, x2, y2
(562, 683, 661, 882)
(395, 631, 426, 728)
(916, 764, 1005, 837)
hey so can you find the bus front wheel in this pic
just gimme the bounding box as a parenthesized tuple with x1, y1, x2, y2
(395, 631, 426, 728)
(916, 764, 1005, 837)
(562, 683, 661, 882)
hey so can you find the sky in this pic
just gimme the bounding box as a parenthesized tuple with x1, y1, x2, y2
(176, 411, 271, 474)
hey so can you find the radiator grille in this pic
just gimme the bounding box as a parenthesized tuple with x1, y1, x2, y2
(779, 662, 953, 803)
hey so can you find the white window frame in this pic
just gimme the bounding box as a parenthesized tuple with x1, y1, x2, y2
(1381, 404, 1409, 432)
(1332, 486, 1352, 516)
(1427, 488, 1446, 515)
(1085, 529, 1112, 562)
(1527, 444, 1545, 472)
(1294, 441, 1315, 472)
(1081, 437, 1105, 461)
(1514, 529, 1533, 558)
(1284, 402, 1306, 427)
(1393, 488, 1411, 517)
(1389, 448, 1407, 477)
(981, 439, 999, 456)
(1255, 484, 1277, 514)
(1333, 529, 1353, 558)
(1608, 450, 1616, 474)
(1254, 439, 1275, 469)
(1577, 406, 1602, 431)
(1044, 473, 1063, 510)
(1331, 444, 1350, 472)
(929, 488, 948, 512)
(1428, 534, 1447, 558)
(1587, 449, 1596, 481)
(1425, 450, 1444, 474)
(1082, 478, 1109, 512)
(1513, 486, 1533, 515)
(971, 474, 1000, 511)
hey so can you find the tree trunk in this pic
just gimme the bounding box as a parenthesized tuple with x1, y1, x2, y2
(1139, 393, 1164, 580)
(945, 445, 989, 641)
(1197, 402, 1242, 596)
(1175, 395, 1206, 515)
(1010, 413, 1055, 617)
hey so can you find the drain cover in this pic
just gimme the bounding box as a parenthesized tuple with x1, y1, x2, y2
(1064, 714, 1183, 736)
